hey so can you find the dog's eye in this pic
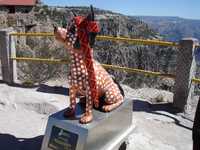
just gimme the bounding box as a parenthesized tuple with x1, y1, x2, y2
(69, 25, 76, 34)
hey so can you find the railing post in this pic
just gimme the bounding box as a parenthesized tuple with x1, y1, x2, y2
(0, 28, 17, 84)
(193, 96, 200, 150)
(173, 38, 199, 112)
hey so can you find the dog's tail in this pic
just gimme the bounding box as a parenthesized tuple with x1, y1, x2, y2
(112, 77, 125, 97)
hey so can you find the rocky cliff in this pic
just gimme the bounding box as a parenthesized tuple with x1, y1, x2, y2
(0, 6, 177, 90)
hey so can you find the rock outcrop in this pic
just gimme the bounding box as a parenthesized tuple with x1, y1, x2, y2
(0, 6, 177, 90)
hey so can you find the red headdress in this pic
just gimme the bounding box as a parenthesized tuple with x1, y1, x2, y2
(66, 5, 100, 107)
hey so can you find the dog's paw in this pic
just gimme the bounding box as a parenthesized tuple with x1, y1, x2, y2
(102, 101, 123, 112)
(94, 102, 99, 108)
(64, 107, 75, 117)
(80, 113, 93, 124)
(102, 105, 113, 112)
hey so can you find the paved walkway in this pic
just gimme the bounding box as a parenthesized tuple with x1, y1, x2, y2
(0, 82, 193, 150)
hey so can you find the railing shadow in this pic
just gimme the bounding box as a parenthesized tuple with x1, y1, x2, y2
(133, 100, 177, 112)
(0, 134, 43, 150)
(0, 80, 38, 88)
(133, 99, 193, 131)
(0, 80, 69, 96)
(36, 84, 69, 96)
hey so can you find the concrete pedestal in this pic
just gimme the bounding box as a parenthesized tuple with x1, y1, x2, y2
(41, 100, 134, 150)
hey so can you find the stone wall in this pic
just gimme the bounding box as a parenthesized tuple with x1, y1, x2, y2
(15, 6, 33, 13)
(0, 6, 9, 13)
(0, 6, 33, 14)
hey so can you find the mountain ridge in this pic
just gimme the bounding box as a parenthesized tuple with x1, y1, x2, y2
(136, 16, 200, 42)
(136, 16, 200, 21)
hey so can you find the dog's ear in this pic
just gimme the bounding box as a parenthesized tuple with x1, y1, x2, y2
(89, 32, 97, 48)
(87, 5, 94, 21)
(73, 33, 97, 48)
(69, 25, 76, 34)
(71, 11, 77, 17)
(87, 5, 97, 47)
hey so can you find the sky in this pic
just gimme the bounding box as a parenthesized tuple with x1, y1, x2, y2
(42, 0, 200, 20)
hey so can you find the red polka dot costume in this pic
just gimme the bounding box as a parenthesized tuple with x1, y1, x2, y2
(54, 6, 124, 124)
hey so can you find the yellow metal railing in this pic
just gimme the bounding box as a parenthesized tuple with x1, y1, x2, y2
(196, 44, 200, 49)
(192, 78, 200, 84)
(10, 32, 200, 84)
(10, 32, 179, 47)
(12, 56, 200, 84)
(10, 32, 54, 37)
(11, 57, 70, 64)
(11, 56, 175, 78)
(96, 36, 179, 47)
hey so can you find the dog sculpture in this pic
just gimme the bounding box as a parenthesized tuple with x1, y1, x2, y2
(54, 6, 124, 124)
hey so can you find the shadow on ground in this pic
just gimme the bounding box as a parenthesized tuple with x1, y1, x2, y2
(37, 84, 69, 96)
(0, 134, 43, 150)
(133, 99, 193, 130)
(0, 80, 69, 96)
(0, 80, 38, 88)
(133, 100, 176, 113)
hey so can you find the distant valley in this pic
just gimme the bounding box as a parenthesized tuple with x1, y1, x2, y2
(136, 16, 200, 42)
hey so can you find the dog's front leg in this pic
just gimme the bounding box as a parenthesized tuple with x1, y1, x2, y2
(64, 86, 77, 117)
(80, 88, 93, 124)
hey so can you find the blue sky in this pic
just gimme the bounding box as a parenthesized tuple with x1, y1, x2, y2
(42, 0, 200, 19)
